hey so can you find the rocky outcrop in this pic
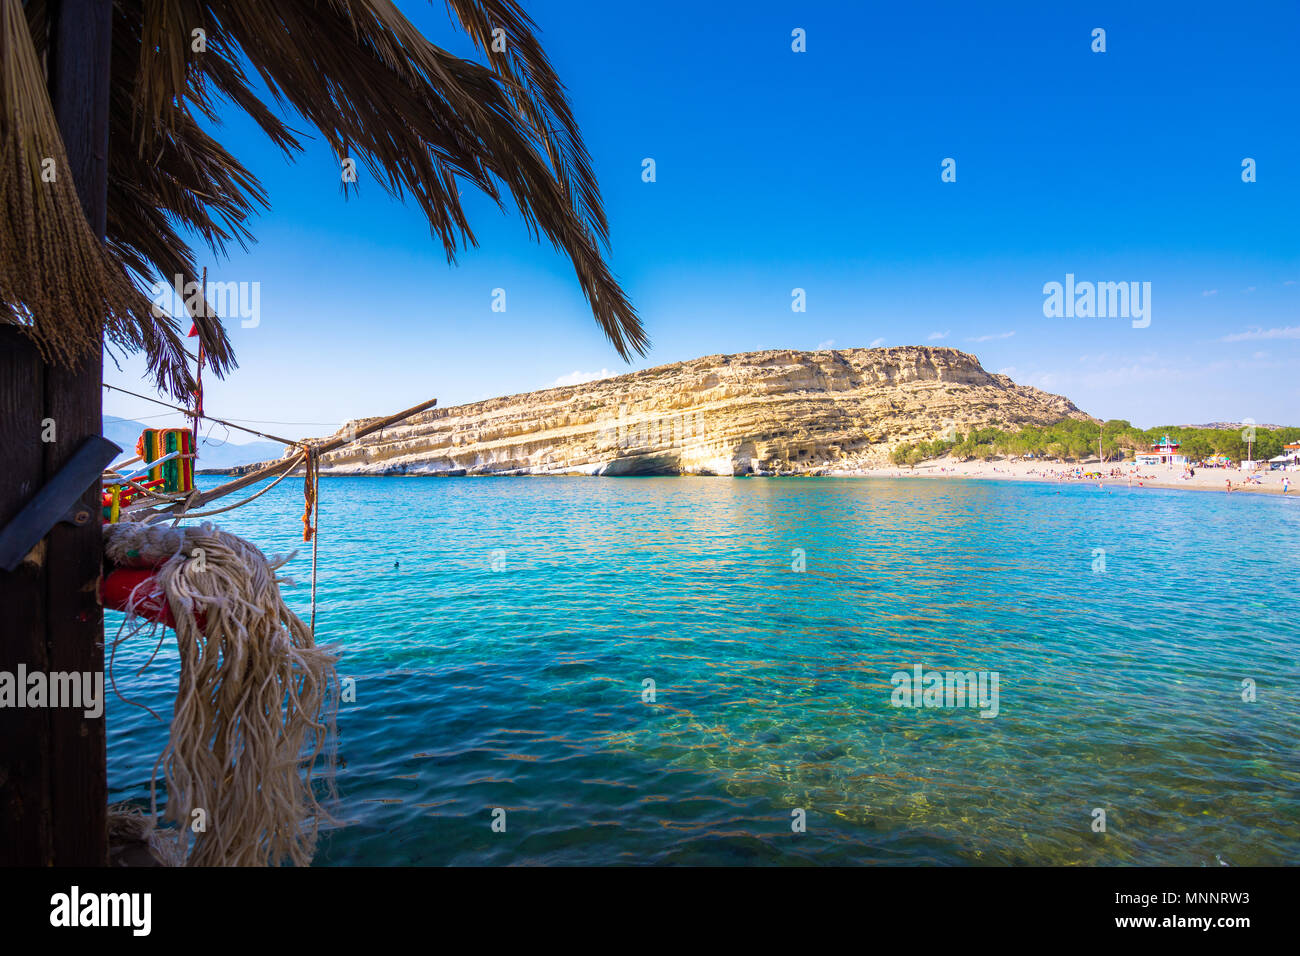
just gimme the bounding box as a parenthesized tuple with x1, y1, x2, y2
(252, 347, 1090, 477)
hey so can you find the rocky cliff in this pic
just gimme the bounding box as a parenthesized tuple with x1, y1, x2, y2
(259, 347, 1090, 477)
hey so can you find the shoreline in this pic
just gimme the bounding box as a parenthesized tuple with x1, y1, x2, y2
(838, 457, 1295, 497)
(200, 458, 1297, 497)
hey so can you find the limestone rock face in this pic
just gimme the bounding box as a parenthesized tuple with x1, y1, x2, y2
(295, 347, 1090, 477)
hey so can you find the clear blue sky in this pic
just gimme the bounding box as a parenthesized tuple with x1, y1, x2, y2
(105, 0, 1300, 440)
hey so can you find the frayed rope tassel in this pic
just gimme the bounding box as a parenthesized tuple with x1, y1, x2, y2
(107, 803, 188, 867)
(104, 521, 339, 866)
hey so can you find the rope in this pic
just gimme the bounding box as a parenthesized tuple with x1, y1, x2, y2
(310, 462, 319, 638)
(145, 447, 321, 637)
(152, 452, 306, 521)
(104, 521, 339, 866)
(102, 383, 301, 447)
(301, 445, 317, 543)
(109, 474, 192, 504)
(298, 443, 321, 638)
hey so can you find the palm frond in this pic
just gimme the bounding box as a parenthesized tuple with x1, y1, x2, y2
(441, 0, 607, 239)
(7, 0, 645, 404)
(175, 0, 648, 357)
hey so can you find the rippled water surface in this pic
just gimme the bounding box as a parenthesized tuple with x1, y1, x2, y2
(106, 476, 1300, 865)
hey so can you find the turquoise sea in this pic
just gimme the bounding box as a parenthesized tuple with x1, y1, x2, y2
(105, 476, 1300, 865)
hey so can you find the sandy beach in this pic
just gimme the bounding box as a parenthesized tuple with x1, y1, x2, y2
(843, 457, 1297, 497)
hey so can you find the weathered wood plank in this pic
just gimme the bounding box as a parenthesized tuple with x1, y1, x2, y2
(43, 352, 108, 866)
(42, 0, 113, 866)
(0, 328, 54, 866)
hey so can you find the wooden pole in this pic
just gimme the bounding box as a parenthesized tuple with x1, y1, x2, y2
(0, 329, 54, 865)
(193, 268, 206, 449)
(155, 398, 439, 515)
(0, 0, 113, 866)
(48, 0, 111, 867)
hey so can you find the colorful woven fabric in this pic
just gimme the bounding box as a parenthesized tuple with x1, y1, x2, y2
(136, 428, 194, 492)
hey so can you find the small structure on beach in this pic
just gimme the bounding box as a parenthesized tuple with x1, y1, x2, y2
(1135, 435, 1188, 467)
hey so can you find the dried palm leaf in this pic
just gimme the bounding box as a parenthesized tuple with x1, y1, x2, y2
(8, 0, 645, 403)
(132, 0, 648, 358)
(0, 0, 196, 398)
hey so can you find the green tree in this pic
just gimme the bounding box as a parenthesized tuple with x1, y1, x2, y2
(1180, 434, 1212, 461)
(1254, 431, 1282, 461)
(1212, 431, 1245, 460)
(890, 443, 914, 466)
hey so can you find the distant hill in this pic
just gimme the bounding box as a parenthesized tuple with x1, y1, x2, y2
(103, 416, 285, 470)
(229, 346, 1090, 477)
(1180, 422, 1292, 431)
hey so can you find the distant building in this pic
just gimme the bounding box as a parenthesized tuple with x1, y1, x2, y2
(1134, 435, 1188, 467)
(1270, 448, 1300, 471)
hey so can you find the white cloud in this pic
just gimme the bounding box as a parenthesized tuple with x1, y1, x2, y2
(816, 339, 835, 349)
(869, 337, 886, 347)
(1242, 286, 1257, 294)
(1202, 289, 1218, 296)
(552, 368, 613, 387)
(966, 331, 1015, 342)
(927, 330, 949, 340)
(1221, 326, 1300, 342)
(996, 366, 1017, 376)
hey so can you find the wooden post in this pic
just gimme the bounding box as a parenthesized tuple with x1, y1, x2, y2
(0, 0, 112, 866)
(0, 330, 54, 865)
(47, 0, 112, 867)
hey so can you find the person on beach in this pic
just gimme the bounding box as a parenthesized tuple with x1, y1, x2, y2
(1284, 477, 1290, 494)
(1226, 479, 1233, 492)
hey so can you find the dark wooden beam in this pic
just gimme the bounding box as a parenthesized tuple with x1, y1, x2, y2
(0, 329, 54, 866)
(48, 0, 112, 236)
(13, 0, 114, 866)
